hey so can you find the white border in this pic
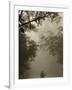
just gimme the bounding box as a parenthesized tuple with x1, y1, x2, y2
(9, 1, 71, 89)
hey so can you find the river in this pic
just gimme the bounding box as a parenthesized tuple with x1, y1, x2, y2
(23, 17, 63, 78)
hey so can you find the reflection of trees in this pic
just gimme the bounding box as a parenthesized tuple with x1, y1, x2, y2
(19, 32, 38, 79)
(40, 26, 63, 64)
(19, 10, 61, 79)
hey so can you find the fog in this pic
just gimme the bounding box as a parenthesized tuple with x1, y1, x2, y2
(29, 49, 63, 78)
(25, 16, 63, 78)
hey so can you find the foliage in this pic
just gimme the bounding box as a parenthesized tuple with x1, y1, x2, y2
(19, 32, 38, 78)
(18, 10, 61, 78)
(19, 10, 59, 32)
(40, 26, 63, 64)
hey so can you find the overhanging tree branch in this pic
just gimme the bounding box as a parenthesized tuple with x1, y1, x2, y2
(20, 15, 49, 27)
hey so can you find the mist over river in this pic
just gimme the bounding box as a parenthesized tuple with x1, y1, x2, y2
(24, 47, 63, 78)
(20, 14, 63, 79)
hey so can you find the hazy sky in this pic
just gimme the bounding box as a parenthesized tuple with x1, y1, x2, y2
(25, 12, 63, 42)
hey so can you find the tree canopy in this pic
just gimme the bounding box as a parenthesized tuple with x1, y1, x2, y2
(19, 10, 59, 32)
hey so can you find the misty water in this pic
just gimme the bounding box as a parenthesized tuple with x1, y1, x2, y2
(24, 31, 63, 78)
(27, 47, 63, 78)
(23, 17, 63, 78)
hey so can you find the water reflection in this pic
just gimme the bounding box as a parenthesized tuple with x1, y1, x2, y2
(22, 32, 63, 78)
(27, 47, 63, 78)
(22, 18, 63, 79)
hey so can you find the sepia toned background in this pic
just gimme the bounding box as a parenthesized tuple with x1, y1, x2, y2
(19, 10, 63, 79)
